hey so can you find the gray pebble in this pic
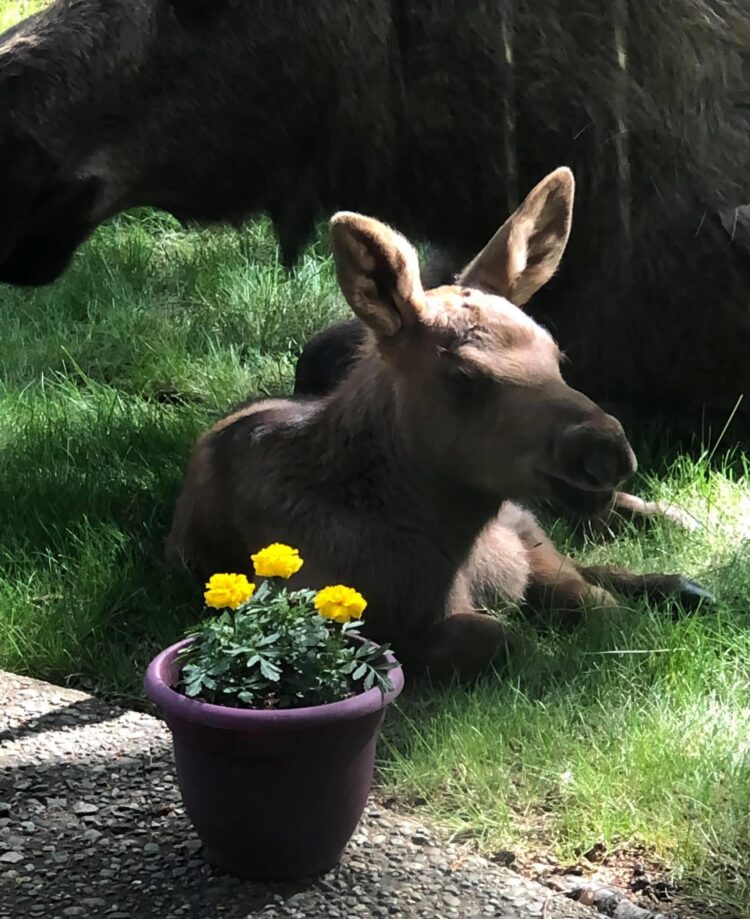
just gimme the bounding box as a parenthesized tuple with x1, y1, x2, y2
(71, 802, 99, 816)
(0, 851, 23, 864)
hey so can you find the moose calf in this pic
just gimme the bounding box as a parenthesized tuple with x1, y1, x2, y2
(292, 263, 701, 535)
(167, 169, 711, 678)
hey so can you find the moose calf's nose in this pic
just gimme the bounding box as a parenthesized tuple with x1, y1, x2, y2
(584, 440, 637, 488)
(557, 418, 637, 490)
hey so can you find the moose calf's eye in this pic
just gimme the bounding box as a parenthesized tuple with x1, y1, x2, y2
(446, 365, 494, 409)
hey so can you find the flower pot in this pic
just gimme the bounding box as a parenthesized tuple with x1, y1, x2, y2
(144, 637, 404, 881)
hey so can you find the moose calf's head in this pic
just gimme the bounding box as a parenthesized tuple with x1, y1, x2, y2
(330, 167, 637, 515)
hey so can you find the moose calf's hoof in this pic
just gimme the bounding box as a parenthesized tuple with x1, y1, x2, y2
(675, 576, 716, 610)
(656, 502, 702, 533)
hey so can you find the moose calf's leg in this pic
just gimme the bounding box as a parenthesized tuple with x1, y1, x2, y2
(498, 503, 617, 622)
(414, 613, 518, 681)
(579, 491, 701, 539)
(523, 538, 617, 624)
(464, 504, 616, 624)
(579, 565, 715, 610)
(612, 492, 701, 531)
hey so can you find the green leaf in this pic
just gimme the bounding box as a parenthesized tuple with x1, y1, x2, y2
(352, 663, 368, 681)
(208, 659, 231, 676)
(253, 581, 272, 603)
(259, 657, 282, 681)
(259, 632, 280, 646)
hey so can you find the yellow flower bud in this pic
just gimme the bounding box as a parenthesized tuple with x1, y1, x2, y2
(251, 543, 304, 580)
(314, 585, 367, 624)
(204, 573, 255, 610)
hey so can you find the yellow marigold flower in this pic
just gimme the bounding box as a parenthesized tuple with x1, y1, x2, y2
(314, 585, 367, 624)
(251, 543, 304, 580)
(204, 573, 255, 610)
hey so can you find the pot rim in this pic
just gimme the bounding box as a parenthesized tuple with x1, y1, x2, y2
(144, 637, 405, 730)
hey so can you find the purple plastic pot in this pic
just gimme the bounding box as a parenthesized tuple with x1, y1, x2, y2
(144, 637, 404, 881)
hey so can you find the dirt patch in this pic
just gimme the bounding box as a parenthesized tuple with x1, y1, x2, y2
(509, 843, 735, 919)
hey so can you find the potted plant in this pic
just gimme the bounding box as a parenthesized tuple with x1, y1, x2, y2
(144, 543, 404, 881)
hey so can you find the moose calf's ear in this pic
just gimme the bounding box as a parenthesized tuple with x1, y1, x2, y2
(329, 212, 426, 338)
(458, 167, 575, 305)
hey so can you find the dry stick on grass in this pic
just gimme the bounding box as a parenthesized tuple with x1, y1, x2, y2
(542, 883, 668, 919)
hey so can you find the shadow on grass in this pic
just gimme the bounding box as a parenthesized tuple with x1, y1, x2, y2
(0, 381, 210, 699)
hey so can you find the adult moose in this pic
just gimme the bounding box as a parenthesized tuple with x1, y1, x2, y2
(2, 0, 750, 427)
(167, 170, 711, 677)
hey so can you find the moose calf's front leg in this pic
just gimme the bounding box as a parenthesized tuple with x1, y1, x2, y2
(507, 505, 713, 615)
(523, 536, 618, 625)
(463, 506, 617, 625)
(412, 612, 518, 681)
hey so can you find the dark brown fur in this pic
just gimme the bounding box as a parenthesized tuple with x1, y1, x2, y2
(2, 2, 750, 425)
(168, 171, 712, 678)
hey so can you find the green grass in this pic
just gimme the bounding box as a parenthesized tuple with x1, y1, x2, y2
(0, 0, 44, 29)
(3, 3, 750, 915)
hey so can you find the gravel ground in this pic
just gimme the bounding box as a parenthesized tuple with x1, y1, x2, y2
(0, 671, 598, 919)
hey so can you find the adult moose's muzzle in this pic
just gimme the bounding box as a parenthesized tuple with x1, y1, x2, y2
(0, 134, 101, 286)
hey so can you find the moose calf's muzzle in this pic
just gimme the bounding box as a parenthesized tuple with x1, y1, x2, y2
(554, 416, 637, 492)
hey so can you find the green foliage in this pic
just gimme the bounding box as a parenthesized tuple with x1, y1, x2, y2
(178, 582, 396, 709)
(0, 0, 46, 30)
